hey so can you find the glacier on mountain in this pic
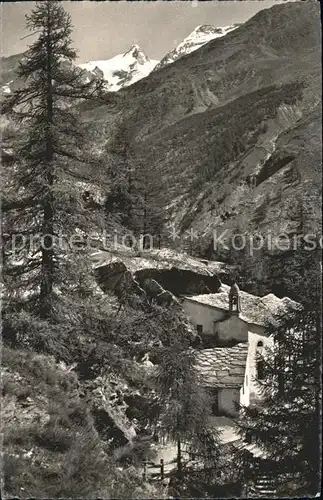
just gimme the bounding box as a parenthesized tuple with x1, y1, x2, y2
(78, 44, 158, 92)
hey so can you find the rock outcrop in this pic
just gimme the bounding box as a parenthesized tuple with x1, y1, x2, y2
(94, 259, 183, 310)
(85, 376, 137, 449)
(92, 249, 223, 298)
(136, 267, 218, 296)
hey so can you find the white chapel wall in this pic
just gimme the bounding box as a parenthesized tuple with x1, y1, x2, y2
(247, 330, 273, 402)
(240, 377, 250, 407)
(215, 314, 249, 344)
(182, 300, 225, 334)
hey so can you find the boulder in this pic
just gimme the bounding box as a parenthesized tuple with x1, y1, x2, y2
(92, 406, 136, 449)
(141, 278, 164, 299)
(156, 290, 177, 307)
(141, 278, 178, 307)
(86, 376, 136, 449)
(94, 260, 146, 299)
(121, 270, 146, 297)
(94, 259, 127, 292)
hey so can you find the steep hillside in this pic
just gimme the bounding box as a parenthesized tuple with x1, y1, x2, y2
(110, 2, 320, 135)
(1, 267, 195, 498)
(0, 53, 25, 95)
(82, 1, 321, 250)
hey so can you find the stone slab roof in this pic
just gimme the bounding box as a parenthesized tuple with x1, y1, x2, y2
(185, 284, 299, 326)
(195, 343, 248, 388)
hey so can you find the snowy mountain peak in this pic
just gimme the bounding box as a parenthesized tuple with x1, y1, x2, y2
(123, 44, 149, 65)
(154, 23, 240, 71)
(193, 24, 223, 34)
(78, 46, 158, 92)
(126, 43, 141, 52)
(124, 44, 142, 55)
(76, 24, 241, 90)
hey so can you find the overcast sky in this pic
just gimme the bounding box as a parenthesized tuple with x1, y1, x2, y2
(2, 1, 289, 62)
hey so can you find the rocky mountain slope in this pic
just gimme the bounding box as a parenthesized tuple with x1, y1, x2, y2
(2, 245, 198, 497)
(82, 1, 321, 253)
(0, 53, 25, 95)
(154, 24, 239, 71)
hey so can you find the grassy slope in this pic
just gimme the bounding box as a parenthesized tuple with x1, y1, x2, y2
(2, 289, 195, 498)
(2, 347, 112, 498)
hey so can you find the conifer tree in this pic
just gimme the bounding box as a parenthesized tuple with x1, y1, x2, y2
(238, 301, 321, 496)
(104, 122, 167, 247)
(104, 119, 140, 232)
(155, 328, 220, 478)
(2, 0, 102, 318)
(135, 145, 168, 249)
(138, 171, 167, 249)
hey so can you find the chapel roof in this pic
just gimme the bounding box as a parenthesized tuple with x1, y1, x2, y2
(185, 285, 299, 326)
(195, 343, 248, 388)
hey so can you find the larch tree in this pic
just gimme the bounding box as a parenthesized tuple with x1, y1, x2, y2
(155, 326, 220, 479)
(104, 121, 167, 248)
(135, 145, 168, 249)
(2, 0, 103, 319)
(104, 118, 142, 235)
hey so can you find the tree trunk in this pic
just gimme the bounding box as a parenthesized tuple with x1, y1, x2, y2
(142, 192, 149, 249)
(177, 438, 182, 473)
(126, 157, 133, 227)
(40, 3, 54, 318)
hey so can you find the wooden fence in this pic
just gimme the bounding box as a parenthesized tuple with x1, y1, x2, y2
(142, 442, 220, 482)
(143, 459, 167, 481)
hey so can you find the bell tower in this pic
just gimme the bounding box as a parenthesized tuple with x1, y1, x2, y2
(229, 281, 241, 314)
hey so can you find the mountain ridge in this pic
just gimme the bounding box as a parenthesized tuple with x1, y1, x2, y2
(154, 23, 239, 71)
(1, 23, 241, 95)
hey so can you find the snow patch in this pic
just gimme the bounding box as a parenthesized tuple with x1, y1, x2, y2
(1, 80, 13, 94)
